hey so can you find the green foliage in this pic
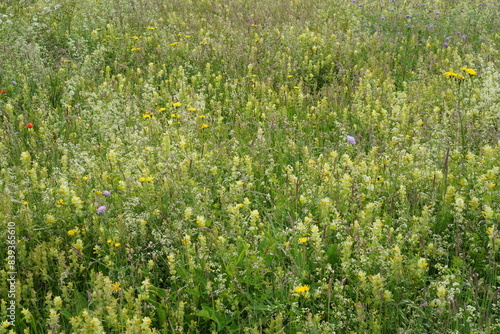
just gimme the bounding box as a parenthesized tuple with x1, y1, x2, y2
(1, 0, 500, 332)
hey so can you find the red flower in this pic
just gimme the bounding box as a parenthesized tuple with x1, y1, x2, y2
(26, 123, 33, 129)
(0, 90, 6, 94)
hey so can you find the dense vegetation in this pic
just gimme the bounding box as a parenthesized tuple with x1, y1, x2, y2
(1, 0, 499, 332)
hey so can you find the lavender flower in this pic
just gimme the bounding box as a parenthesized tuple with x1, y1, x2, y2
(97, 205, 107, 214)
(428, 24, 434, 28)
(346, 135, 356, 145)
(445, 36, 450, 41)
(381, 17, 386, 20)
(11, 81, 17, 85)
(442, 42, 449, 48)
(102, 190, 111, 196)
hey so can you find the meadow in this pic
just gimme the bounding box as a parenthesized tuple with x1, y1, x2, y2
(1, 0, 499, 332)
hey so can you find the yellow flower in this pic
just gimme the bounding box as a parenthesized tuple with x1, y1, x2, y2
(294, 285, 310, 295)
(139, 177, 146, 182)
(299, 237, 308, 243)
(68, 229, 78, 236)
(444, 71, 457, 78)
(171, 102, 181, 107)
(132, 36, 141, 40)
(462, 67, 477, 76)
(147, 27, 156, 30)
(131, 47, 141, 51)
(200, 124, 209, 130)
(111, 282, 121, 292)
(114, 243, 120, 247)
(170, 42, 180, 46)
(188, 108, 197, 111)
(158, 107, 166, 112)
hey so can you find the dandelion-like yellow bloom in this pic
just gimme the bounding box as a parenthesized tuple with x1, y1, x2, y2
(171, 102, 181, 107)
(68, 229, 78, 236)
(170, 42, 180, 46)
(294, 285, 310, 294)
(444, 71, 457, 78)
(299, 237, 308, 243)
(200, 124, 209, 130)
(462, 67, 477, 76)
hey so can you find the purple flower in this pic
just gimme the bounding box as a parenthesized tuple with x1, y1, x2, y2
(405, 14, 411, 18)
(461, 34, 467, 40)
(445, 36, 450, 41)
(381, 17, 386, 20)
(358, 4, 363, 7)
(11, 81, 17, 85)
(346, 135, 356, 145)
(435, 12, 440, 15)
(478, 3, 484, 5)
(102, 190, 111, 197)
(442, 42, 449, 48)
(97, 205, 107, 214)
(428, 24, 434, 28)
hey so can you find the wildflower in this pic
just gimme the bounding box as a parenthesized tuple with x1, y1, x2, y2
(12, 81, 17, 85)
(187, 108, 197, 111)
(158, 107, 166, 112)
(114, 243, 120, 247)
(405, 15, 411, 18)
(417, 258, 429, 270)
(445, 36, 450, 41)
(139, 177, 146, 182)
(462, 67, 477, 76)
(68, 229, 78, 236)
(0, 90, 6, 94)
(346, 135, 356, 144)
(131, 47, 141, 51)
(102, 190, 111, 197)
(442, 42, 449, 47)
(147, 26, 156, 30)
(444, 71, 458, 78)
(96, 205, 107, 214)
(294, 285, 310, 294)
(132, 36, 141, 40)
(26, 123, 33, 128)
(111, 282, 121, 292)
(299, 237, 308, 243)
(171, 102, 181, 107)
(461, 35, 467, 40)
(380, 17, 386, 20)
(428, 24, 434, 28)
(170, 42, 180, 46)
(200, 124, 209, 130)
